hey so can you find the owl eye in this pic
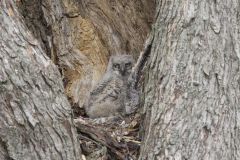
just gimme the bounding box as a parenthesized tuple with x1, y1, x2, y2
(125, 62, 132, 68)
(113, 64, 120, 69)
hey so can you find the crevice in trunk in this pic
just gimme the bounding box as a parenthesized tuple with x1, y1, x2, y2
(15, 0, 157, 159)
(17, 0, 55, 61)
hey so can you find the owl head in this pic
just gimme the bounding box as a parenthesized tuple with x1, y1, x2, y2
(108, 54, 134, 77)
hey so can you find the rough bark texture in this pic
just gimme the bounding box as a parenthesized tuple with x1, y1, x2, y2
(17, 0, 155, 110)
(140, 0, 240, 159)
(3, 0, 239, 159)
(0, 1, 81, 159)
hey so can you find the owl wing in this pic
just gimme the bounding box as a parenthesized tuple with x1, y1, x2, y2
(91, 75, 123, 104)
(90, 74, 112, 96)
(125, 88, 139, 114)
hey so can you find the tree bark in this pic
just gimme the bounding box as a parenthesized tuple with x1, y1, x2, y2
(139, 0, 240, 159)
(2, 0, 239, 159)
(0, 1, 81, 159)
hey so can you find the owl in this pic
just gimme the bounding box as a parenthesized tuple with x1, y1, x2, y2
(85, 54, 136, 118)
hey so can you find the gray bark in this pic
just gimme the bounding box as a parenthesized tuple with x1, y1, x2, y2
(2, 0, 239, 159)
(0, 1, 81, 160)
(139, 0, 240, 159)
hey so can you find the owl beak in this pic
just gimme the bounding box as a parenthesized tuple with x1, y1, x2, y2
(120, 65, 125, 75)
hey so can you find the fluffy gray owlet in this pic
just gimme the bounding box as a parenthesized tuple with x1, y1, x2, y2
(85, 54, 136, 118)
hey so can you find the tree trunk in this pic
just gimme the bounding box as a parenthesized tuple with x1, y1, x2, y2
(2, 0, 239, 159)
(0, 1, 81, 159)
(139, 0, 240, 159)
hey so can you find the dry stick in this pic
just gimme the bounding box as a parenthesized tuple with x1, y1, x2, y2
(74, 119, 127, 159)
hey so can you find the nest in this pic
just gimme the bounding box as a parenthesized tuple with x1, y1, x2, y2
(74, 113, 142, 160)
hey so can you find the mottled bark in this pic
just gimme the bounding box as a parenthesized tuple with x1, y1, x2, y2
(139, 0, 240, 159)
(3, 0, 238, 159)
(0, 1, 81, 159)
